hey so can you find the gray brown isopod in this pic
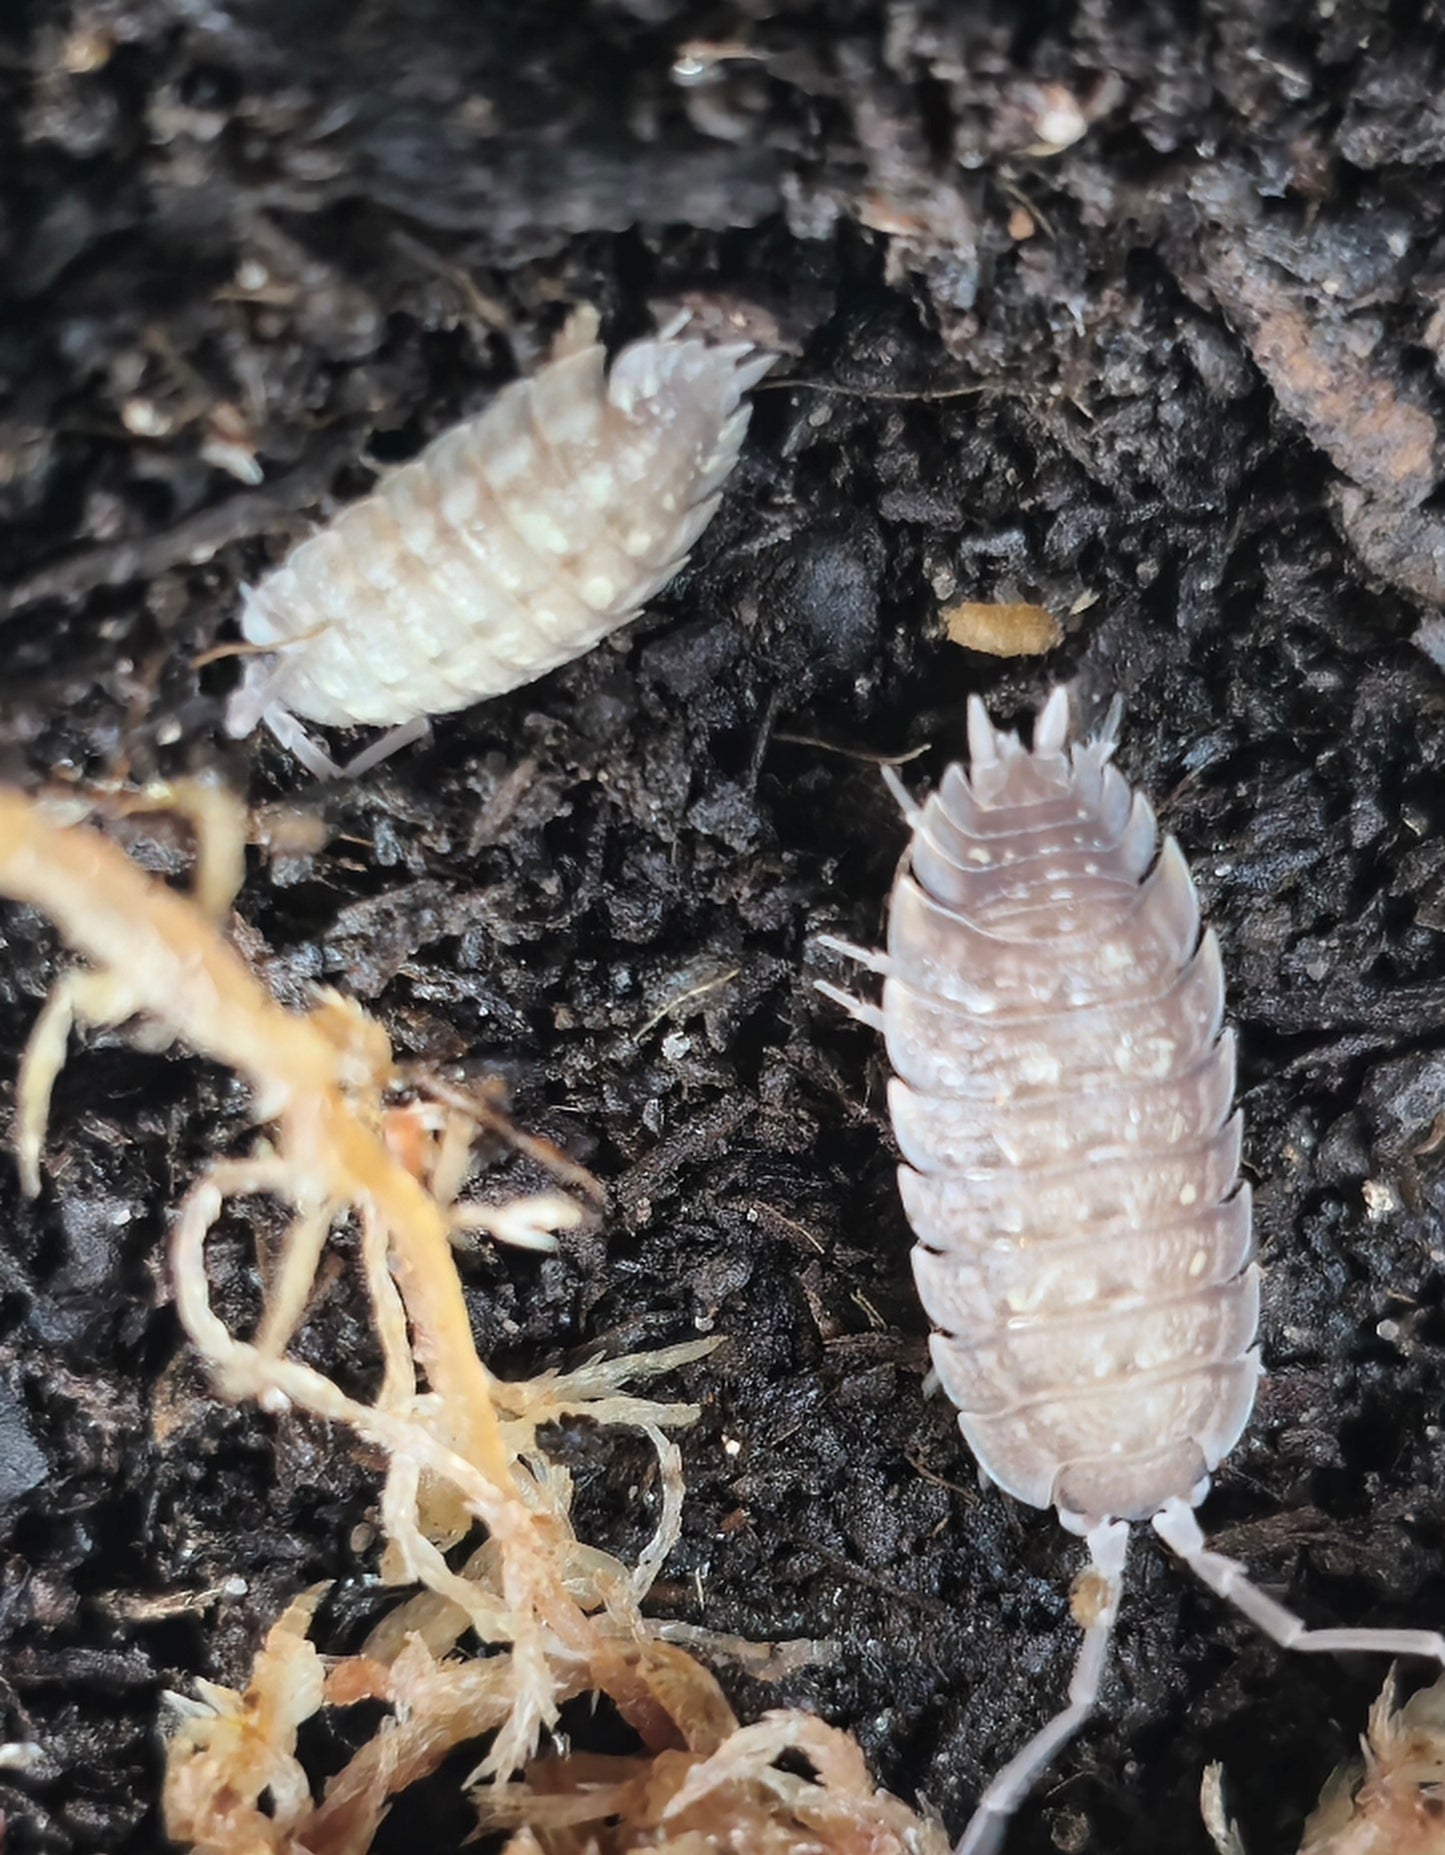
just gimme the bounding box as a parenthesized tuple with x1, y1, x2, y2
(820, 687, 1445, 1855)
(224, 309, 772, 778)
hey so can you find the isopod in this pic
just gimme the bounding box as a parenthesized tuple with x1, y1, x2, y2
(819, 687, 1445, 1854)
(224, 309, 772, 778)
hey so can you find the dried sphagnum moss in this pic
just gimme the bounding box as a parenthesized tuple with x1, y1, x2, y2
(0, 782, 944, 1855)
(1298, 1668, 1445, 1855)
(1204, 1669, 1445, 1855)
(166, 1589, 939, 1855)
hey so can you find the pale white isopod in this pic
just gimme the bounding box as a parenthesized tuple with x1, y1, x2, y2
(820, 688, 1445, 1855)
(224, 309, 773, 778)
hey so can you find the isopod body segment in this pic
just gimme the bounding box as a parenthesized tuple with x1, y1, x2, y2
(872, 687, 1261, 1527)
(820, 688, 1445, 1855)
(224, 309, 773, 778)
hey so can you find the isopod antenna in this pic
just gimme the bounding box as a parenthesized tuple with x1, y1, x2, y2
(955, 1517, 1130, 1855)
(1152, 1497, 1445, 1669)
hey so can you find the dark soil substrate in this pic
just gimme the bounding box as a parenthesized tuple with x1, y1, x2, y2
(4, 5, 1445, 1853)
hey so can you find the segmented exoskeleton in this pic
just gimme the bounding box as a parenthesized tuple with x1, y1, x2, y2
(225, 309, 772, 778)
(820, 688, 1445, 1855)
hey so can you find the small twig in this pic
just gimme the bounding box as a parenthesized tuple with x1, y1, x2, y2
(744, 1202, 827, 1254)
(904, 1450, 981, 1505)
(635, 968, 741, 1041)
(772, 731, 932, 767)
(386, 228, 512, 335)
(999, 177, 1059, 243)
(756, 377, 987, 402)
(191, 636, 284, 669)
(806, 1544, 953, 1621)
(849, 1289, 887, 1331)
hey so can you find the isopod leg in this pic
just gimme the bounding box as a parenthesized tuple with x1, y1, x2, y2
(812, 977, 886, 1032)
(260, 704, 344, 781)
(955, 1518, 1131, 1855)
(814, 934, 890, 1024)
(881, 764, 923, 823)
(814, 932, 889, 974)
(339, 715, 434, 779)
(1153, 1497, 1445, 1666)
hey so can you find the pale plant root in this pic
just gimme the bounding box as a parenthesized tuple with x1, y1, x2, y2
(0, 780, 921, 1855)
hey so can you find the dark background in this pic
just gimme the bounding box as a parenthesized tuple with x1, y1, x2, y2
(3, 3, 1445, 1851)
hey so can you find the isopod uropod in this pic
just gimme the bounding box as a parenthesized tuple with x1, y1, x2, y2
(820, 687, 1445, 1855)
(224, 309, 773, 779)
